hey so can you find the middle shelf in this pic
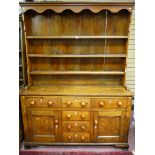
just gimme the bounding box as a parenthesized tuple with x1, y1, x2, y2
(29, 71, 125, 75)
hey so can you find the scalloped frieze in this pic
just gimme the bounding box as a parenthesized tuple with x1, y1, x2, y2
(20, 3, 134, 14)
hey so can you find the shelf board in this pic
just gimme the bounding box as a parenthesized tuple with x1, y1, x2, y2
(28, 54, 127, 58)
(27, 36, 128, 39)
(29, 71, 125, 75)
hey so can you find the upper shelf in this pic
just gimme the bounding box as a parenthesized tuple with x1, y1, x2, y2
(20, 1, 134, 14)
(26, 36, 128, 39)
(28, 54, 127, 58)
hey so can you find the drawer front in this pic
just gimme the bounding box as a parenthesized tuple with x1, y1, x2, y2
(26, 97, 59, 108)
(62, 121, 90, 132)
(62, 98, 90, 108)
(93, 97, 127, 109)
(63, 132, 90, 143)
(62, 111, 90, 121)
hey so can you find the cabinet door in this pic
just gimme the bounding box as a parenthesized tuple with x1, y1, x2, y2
(94, 110, 126, 143)
(27, 109, 59, 143)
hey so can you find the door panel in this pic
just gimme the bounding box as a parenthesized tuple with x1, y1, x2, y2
(27, 109, 59, 142)
(94, 110, 125, 143)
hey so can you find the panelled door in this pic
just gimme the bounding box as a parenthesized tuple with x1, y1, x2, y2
(93, 110, 126, 143)
(27, 109, 59, 143)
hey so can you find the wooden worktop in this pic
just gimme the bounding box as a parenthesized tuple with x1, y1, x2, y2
(20, 85, 133, 96)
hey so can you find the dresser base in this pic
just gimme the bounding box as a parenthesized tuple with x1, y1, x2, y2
(20, 86, 132, 150)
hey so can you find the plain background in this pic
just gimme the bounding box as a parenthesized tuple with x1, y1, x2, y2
(0, 0, 155, 155)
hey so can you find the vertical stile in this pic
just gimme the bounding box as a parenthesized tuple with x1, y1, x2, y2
(19, 17, 25, 87)
(22, 13, 32, 86)
(78, 12, 81, 71)
(104, 10, 108, 73)
(123, 11, 133, 87)
(48, 11, 52, 77)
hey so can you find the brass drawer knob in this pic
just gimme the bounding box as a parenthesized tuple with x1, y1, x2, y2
(67, 125, 71, 130)
(67, 101, 72, 106)
(48, 101, 53, 106)
(118, 101, 122, 106)
(81, 125, 86, 130)
(68, 136, 72, 140)
(75, 134, 78, 138)
(81, 114, 86, 119)
(81, 136, 85, 141)
(81, 101, 86, 107)
(55, 120, 58, 124)
(30, 100, 35, 105)
(67, 114, 72, 119)
(99, 101, 104, 107)
(94, 120, 98, 125)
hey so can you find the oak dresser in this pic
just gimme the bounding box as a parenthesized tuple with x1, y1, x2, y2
(20, 0, 134, 149)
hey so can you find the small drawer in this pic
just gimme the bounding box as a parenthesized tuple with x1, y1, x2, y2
(62, 121, 90, 132)
(44, 97, 59, 108)
(25, 96, 59, 108)
(62, 111, 90, 121)
(93, 97, 127, 109)
(26, 97, 42, 107)
(63, 132, 90, 143)
(62, 98, 90, 108)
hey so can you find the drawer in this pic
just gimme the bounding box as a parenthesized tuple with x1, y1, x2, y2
(63, 132, 90, 143)
(25, 96, 59, 108)
(93, 97, 127, 109)
(62, 111, 90, 121)
(62, 121, 90, 132)
(62, 98, 90, 108)
(44, 97, 60, 108)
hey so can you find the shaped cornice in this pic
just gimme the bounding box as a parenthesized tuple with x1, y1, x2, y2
(20, 2, 134, 14)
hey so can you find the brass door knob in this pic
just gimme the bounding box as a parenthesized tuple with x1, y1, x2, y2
(30, 100, 35, 105)
(81, 125, 86, 130)
(55, 120, 58, 124)
(48, 101, 53, 106)
(67, 125, 71, 130)
(67, 101, 72, 106)
(81, 101, 86, 107)
(81, 114, 85, 119)
(67, 114, 71, 119)
(68, 136, 71, 140)
(94, 120, 98, 129)
(99, 101, 104, 107)
(118, 101, 122, 106)
(81, 136, 85, 141)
